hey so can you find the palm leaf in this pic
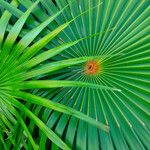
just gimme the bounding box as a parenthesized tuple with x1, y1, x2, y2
(0, 0, 149, 150)
(0, 0, 113, 149)
(21, 0, 149, 150)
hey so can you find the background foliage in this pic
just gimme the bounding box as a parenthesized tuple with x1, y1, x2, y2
(0, 0, 150, 150)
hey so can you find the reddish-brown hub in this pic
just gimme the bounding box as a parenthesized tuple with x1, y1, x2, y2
(85, 60, 101, 75)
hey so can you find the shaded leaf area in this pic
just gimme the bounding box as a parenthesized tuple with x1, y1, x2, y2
(0, 0, 150, 150)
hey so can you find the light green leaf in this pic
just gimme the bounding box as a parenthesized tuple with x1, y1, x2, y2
(22, 56, 100, 79)
(17, 80, 121, 92)
(2, 0, 41, 54)
(19, 22, 69, 63)
(6, 95, 71, 150)
(11, 91, 109, 132)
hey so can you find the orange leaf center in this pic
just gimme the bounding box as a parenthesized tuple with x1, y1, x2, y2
(85, 60, 101, 75)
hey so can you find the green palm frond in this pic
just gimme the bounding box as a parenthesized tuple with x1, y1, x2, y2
(0, 0, 150, 150)
(0, 1, 112, 149)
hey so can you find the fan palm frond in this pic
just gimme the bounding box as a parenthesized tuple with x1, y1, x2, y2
(0, 0, 150, 150)
(0, 0, 113, 149)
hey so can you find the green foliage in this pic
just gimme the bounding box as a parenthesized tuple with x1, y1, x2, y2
(0, 0, 149, 150)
